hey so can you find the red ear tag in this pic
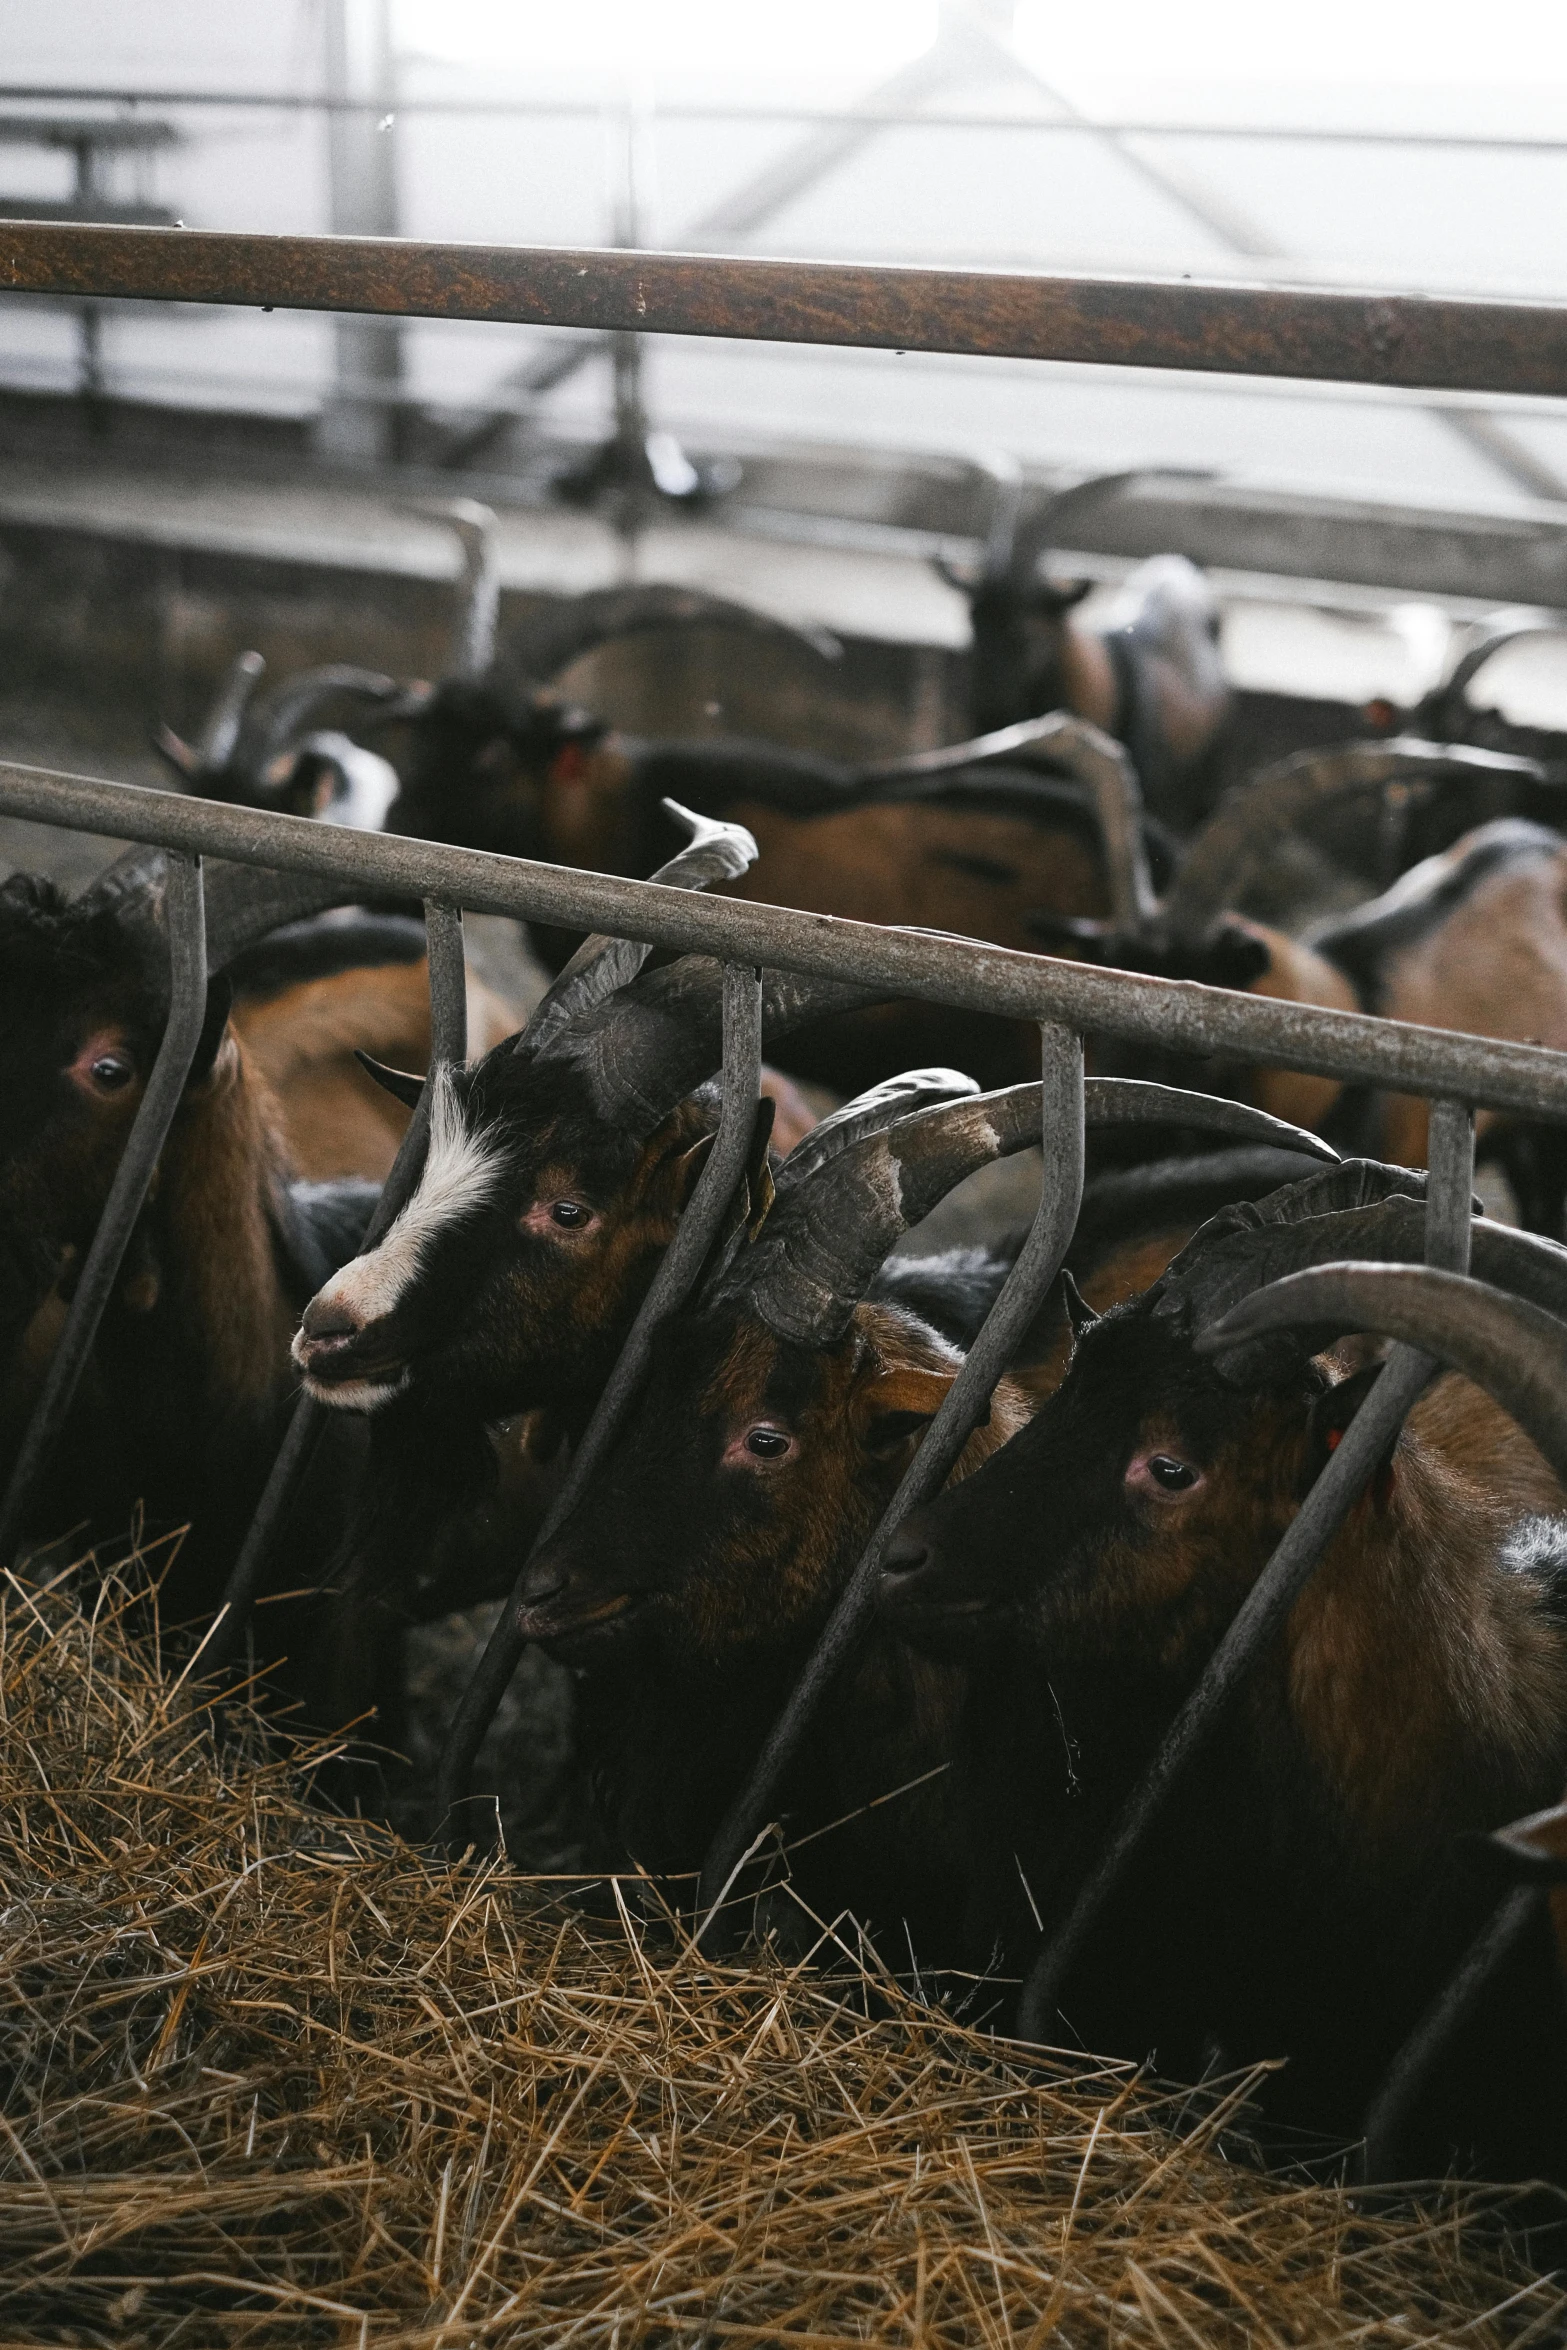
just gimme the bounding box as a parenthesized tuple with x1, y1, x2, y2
(549, 743, 588, 787)
(1325, 1427, 1343, 1452)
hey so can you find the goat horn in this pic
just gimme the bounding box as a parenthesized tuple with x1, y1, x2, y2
(1083, 1078, 1338, 1161)
(509, 583, 840, 684)
(739, 1082, 1051, 1345)
(247, 665, 406, 765)
(406, 498, 500, 680)
(523, 801, 758, 1053)
(1439, 613, 1567, 711)
(861, 711, 1157, 935)
(1161, 738, 1549, 948)
(973, 449, 1025, 584)
(192, 649, 267, 772)
(1196, 1262, 1567, 1484)
(776, 1069, 980, 1196)
(74, 847, 387, 996)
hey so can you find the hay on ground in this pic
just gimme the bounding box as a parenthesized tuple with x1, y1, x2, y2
(0, 1560, 1562, 2348)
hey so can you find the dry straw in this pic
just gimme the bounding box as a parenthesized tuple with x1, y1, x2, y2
(0, 1559, 1561, 2348)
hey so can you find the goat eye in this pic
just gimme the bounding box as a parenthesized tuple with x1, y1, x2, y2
(744, 1426, 793, 1461)
(549, 1200, 590, 1229)
(89, 1055, 133, 1092)
(1148, 1454, 1199, 1493)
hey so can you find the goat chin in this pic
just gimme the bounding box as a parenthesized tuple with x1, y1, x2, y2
(299, 1368, 410, 1413)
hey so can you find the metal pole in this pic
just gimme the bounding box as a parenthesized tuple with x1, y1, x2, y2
(433, 962, 765, 1843)
(0, 855, 208, 1562)
(694, 1020, 1086, 1943)
(1018, 1102, 1477, 2041)
(203, 893, 470, 1670)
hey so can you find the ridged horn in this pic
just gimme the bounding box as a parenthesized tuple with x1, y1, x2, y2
(406, 498, 500, 680)
(862, 711, 1157, 935)
(77, 845, 384, 983)
(523, 801, 758, 1053)
(776, 1070, 980, 1196)
(738, 1084, 1050, 1345)
(193, 650, 267, 772)
(1162, 738, 1548, 948)
(1082, 1078, 1339, 1161)
(1195, 1262, 1567, 1484)
(248, 665, 406, 765)
(510, 583, 840, 684)
(538, 956, 895, 1139)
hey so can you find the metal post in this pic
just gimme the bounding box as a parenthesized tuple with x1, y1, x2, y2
(204, 896, 468, 1671)
(317, 0, 402, 465)
(694, 1020, 1086, 1943)
(0, 855, 208, 1561)
(1018, 1100, 1477, 2041)
(433, 963, 765, 1842)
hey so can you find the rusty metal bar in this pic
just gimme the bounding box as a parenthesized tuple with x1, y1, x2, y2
(0, 854, 208, 1564)
(433, 962, 765, 1847)
(205, 896, 471, 1673)
(695, 1020, 1086, 1944)
(4, 765, 1567, 1124)
(1017, 1100, 1478, 2044)
(6, 222, 1567, 397)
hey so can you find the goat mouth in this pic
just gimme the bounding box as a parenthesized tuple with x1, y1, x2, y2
(294, 1334, 410, 1393)
(522, 1590, 651, 1647)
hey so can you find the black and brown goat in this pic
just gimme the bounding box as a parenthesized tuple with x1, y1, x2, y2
(882, 1162, 1567, 2171)
(0, 849, 391, 1616)
(507, 1080, 1336, 1955)
(937, 461, 1231, 828)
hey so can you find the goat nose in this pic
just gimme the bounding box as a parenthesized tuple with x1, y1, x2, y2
(882, 1526, 933, 1581)
(300, 1294, 362, 1342)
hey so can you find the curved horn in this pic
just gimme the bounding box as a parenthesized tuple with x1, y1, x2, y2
(776, 1069, 980, 1196)
(1439, 613, 1567, 712)
(1195, 1262, 1567, 1484)
(248, 665, 405, 765)
(193, 650, 267, 772)
(406, 498, 500, 680)
(1162, 737, 1549, 949)
(76, 845, 386, 986)
(523, 801, 758, 1053)
(740, 1082, 1049, 1345)
(1083, 1078, 1339, 1162)
(510, 583, 840, 685)
(862, 711, 1157, 934)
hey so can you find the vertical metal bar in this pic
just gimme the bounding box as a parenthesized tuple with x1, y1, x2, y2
(206, 895, 472, 1669)
(0, 854, 208, 1562)
(694, 1019, 1086, 1943)
(1019, 1101, 1476, 2042)
(434, 962, 765, 1841)
(424, 899, 467, 1071)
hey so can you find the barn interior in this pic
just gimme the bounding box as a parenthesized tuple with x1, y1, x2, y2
(7, 3, 1567, 2338)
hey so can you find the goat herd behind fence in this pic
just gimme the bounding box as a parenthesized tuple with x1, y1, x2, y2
(8, 218, 1567, 2198)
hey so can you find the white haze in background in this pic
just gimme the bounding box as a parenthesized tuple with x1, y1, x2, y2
(395, 0, 939, 77)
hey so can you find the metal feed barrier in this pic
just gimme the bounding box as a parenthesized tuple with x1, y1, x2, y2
(5, 218, 1567, 2173)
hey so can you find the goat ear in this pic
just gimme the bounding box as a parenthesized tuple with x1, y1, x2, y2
(354, 1050, 426, 1109)
(1031, 575, 1094, 614)
(930, 553, 976, 595)
(1205, 918, 1273, 992)
(1305, 1360, 1398, 1504)
(854, 1366, 958, 1456)
(1061, 1269, 1100, 1347)
(188, 975, 233, 1089)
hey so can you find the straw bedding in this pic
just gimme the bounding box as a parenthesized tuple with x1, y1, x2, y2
(1, 1562, 1563, 2348)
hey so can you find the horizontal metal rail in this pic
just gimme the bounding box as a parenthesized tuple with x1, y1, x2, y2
(6, 223, 1567, 397)
(4, 762, 1567, 1123)
(4, 87, 1565, 154)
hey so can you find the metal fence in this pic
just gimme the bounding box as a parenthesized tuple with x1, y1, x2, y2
(4, 216, 1567, 2174)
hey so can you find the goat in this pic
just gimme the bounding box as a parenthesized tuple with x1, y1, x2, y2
(0, 848, 388, 1620)
(935, 462, 1231, 828)
(227, 911, 525, 1182)
(508, 1080, 1335, 1954)
(1303, 818, 1567, 1232)
(881, 1162, 1567, 2172)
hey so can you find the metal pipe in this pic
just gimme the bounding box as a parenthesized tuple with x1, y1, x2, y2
(4, 766, 1567, 1124)
(1359, 1885, 1547, 2182)
(424, 899, 467, 1070)
(433, 962, 765, 1845)
(1018, 1099, 1478, 2042)
(694, 1020, 1086, 1944)
(0, 854, 208, 1563)
(8, 222, 1567, 397)
(4, 86, 1567, 151)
